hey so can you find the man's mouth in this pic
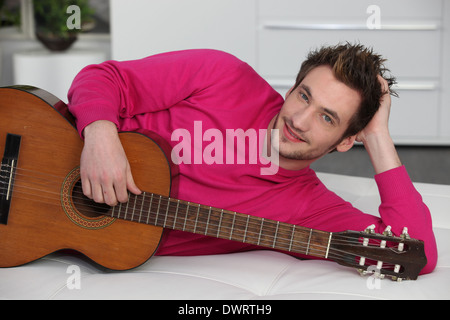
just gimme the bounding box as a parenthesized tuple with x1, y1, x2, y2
(283, 123, 306, 143)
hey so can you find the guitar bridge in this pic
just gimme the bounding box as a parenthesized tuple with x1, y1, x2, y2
(0, 133, 21, 225)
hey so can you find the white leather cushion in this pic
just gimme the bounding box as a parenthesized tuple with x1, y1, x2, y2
(1, 172, 449, 300)
(1, 227, 448, 300)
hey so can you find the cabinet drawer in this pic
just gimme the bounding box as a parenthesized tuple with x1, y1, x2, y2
(258, 28, 441, 79)
(258, 0, 442, 20)
(389, 88, 439, 140)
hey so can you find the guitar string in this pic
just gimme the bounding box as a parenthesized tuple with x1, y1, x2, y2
(0, 164, 390, 242)
(0, 183, 402, 270)
(0, 170, 405, 254)
(0, 176, 345, 245)
(0, 170, 404, 269)
(0, 164, 410, 247)
(0, 189, 405, 272)
(0, 168, 404, 250)
(0, 172, 392, 248)
(0, 166, 352, 239)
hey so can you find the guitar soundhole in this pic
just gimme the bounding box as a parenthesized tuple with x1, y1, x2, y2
(71, 180, 111, 218)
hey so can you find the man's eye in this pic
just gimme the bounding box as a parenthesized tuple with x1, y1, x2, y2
(300, 93, 309, 103)
(323, 114, 333, 124)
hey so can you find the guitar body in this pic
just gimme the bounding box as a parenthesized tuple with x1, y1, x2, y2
(0, 87, 169, 270)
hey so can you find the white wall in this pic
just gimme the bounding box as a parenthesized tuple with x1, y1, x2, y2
(110, 0, 257, 67)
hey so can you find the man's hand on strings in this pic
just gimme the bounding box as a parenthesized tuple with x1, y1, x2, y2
(80, 120, 141, 206)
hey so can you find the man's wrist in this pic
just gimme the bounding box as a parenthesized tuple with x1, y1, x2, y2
(83, 120, 118, 138)
(362, 131, 402, 174)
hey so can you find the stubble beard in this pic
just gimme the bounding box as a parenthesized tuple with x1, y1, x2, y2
(271, 116, 343, 161)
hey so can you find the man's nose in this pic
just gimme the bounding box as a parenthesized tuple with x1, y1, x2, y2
(291, 107, 313, 132)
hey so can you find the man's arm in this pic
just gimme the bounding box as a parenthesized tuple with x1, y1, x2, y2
(353, 76, 437, 274)
(356, 76, 402, 174)
(68, 49, 248, 206)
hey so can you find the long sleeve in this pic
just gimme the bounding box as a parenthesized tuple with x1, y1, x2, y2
(298, 166, 437, 275)
(374, 166, 437, 274)
(67, 49, 252, 136)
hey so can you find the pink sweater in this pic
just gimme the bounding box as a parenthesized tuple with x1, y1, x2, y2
(68, 49, 437, 274)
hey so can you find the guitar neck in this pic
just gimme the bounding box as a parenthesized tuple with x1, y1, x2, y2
(106, 191, 333, 260)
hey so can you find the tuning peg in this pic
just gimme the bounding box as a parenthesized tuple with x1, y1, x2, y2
(391, 275, 403, 282)
(392, 227, 409, 277)
(358, 265, 384, 279)
(383, 225, 392, 236)
(357, 268, 367, 276)
(359, 225, 375, 267)
(372, 227, 393, 276)
(364, 224, 376, 234)
(401, 227, 410, 239)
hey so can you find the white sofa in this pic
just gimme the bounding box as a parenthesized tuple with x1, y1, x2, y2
(1, 172, 449, 300)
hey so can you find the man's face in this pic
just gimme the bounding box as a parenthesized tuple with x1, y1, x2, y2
(272, 65, 361, 167)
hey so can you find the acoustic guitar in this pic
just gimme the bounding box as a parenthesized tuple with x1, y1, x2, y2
(0, 86, 427, 280)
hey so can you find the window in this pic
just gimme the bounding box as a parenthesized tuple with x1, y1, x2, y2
(0, 0, 110, 39)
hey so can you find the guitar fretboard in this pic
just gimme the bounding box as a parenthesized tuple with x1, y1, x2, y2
(106, 191, 333, 259)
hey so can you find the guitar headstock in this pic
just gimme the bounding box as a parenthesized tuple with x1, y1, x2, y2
(330, 225, 427, 281)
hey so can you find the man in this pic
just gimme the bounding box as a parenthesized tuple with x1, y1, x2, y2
(68, 43, 437, 274)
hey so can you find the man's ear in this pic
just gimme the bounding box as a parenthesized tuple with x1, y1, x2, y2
(336, 135, 357, 153)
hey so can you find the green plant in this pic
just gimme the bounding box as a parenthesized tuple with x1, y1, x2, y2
(33, 0, 94, 39)
(1, 0, 21, 28)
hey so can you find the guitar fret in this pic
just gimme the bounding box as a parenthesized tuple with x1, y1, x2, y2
(118, 201, 123, 219)
(131, 193, 137, 221)
(138, 192, 145, 223)
(257, 218, 265, 245)
(243, 215, 250, 243)
(183, 202, 190, 231)
(217, 209, 223, 237)
(305, 228, 312, 255)
(173, 200, 180, 229)
(124, 193, 131, 220)
(325, 232, 333, 259)
(155, 195, 162, 225)
(204, 207, 212, 235)
(146, 193, 152, 224)
(229, 213, 236, 240)
(272, 221, 279, 248)
(193, 204, 200, 233)
(164, 197, 171, 227)
(289, 225, 295, 251)
(111, 204, 116, 218)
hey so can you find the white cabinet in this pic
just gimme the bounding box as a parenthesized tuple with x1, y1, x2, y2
(110, 0, 450, 145)
(13, 48, 107, 103)
(257, 0, 447, 144)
